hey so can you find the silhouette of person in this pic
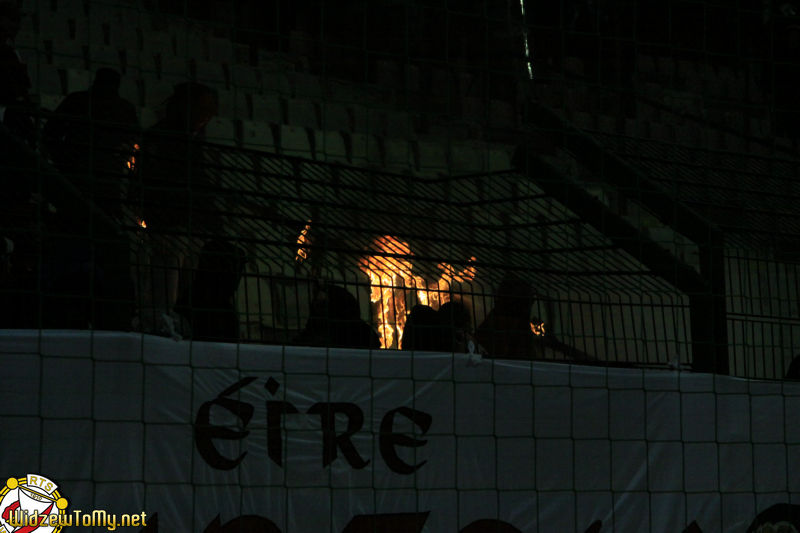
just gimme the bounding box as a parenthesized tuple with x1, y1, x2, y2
(401, 304, 440, 351)
(294, 285, 381, 349)
(476, 275, 541, 360)
(0, 0, 34, 146)
(438, 299, 485, 354)
(131, 82, 219, 338)
(43, 68, 140, 217)
(176, 239, 246, 342)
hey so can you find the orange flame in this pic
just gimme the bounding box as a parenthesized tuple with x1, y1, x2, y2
(127, 143, 140, 171)
(295, 220, 311, 262)
(359, 236, 477, 349)
(530, 321, 546, 336)
(358, 236, 427, 349)
(138, 218, 147, 229)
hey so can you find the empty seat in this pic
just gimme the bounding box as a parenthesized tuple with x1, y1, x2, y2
(417, 138, 448, 175)
(119, 77, 140, 106)
(21, 0, 40, 15)
(450, 140, 487, 173)
(87, 45, 121, 70)
(87, 3, 122, 26)
(159, 55, 190, 83)
(216, 90, 248, 119)
(139, 107, 160, 129)
(124, 51, 157, 76)
(625, 118, 648, 138)
(287, 71, 323, 99)
(240, 120, 275, 151)
(649, 122, 674, 142)
(14, 29, 39, 52)
(656, 56, 675, 78)
(143, 78, 174, 106)
(279, 125, 312, 158)
(676, 59, 699, 81)
(349, 133, 381, 166)
(635, 55, 655, 75)
(64, 68, 91, 93)
(192, 60, 227, 89)
(50, 39, 85, 69)
(39, 93, 63, 112)
(16, 43, 43, 69)
(285, 98, 318, 128)
(366, 109, 388, 136)
(488, 146, 512, 171)
(260, 69, 291, 95)
(172, 26, 208, 60)
(372, 58, 401, 87)
(385, 110, 414, 138)
(140, 30, 171, 56)
(108, 24, 140, 51)
(54, 0, 85, 17)
(208, 37, 234, 64)
(205, 117, 236, 146)
(37, 11, 70, 41)
(597, 114, 618, 134)
(460, 96, 486, 124)
(487, 100, 516, 129)
(563, 57, 585, 76)
(570, 111, 595, 130)
(313, 130, 347, 163)
(230, 64, 259, 91)
(251, 93, 282, 122)
(321, 102, 350, 131)
(29, 64, 63, 94)
(68, 15, 93, 45)
(349, 103, 378, 134)
(230, 43, 250, 64)
(384, 137, 415, 171)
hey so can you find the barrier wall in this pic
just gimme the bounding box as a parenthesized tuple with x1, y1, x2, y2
(1, 331, 798, 532)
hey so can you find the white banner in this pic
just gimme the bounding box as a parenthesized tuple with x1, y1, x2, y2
(1, 331, 800, 532)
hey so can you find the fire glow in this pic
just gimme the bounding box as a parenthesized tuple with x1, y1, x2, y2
(295, 220, 312, 262)
(530, 321, 546, 336)
(127, 143, 140, 171)
(359, 235, 477, 349)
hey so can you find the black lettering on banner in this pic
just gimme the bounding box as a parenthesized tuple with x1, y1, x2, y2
(379, 407, 433, 474)
(307, 402, 370, 469)
(460, 519, 522, 533)
(265, 378, 299, 467)
(342, 512, 429, 533)
(746, 503, 800, 532)
(194, 377, 257, 470)
(683, 521, 703, 533)
(584, 520, 602, 533)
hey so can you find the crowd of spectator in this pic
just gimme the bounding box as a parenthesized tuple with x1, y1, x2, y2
(0, 0, 247, 340)
(0, 0, 567, 360)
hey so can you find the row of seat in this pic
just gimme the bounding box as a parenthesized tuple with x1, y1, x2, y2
(28, 79, 510, 176)
(19, 0, 519, 175)
(22, 59, 519, 141)
(565, 107, 764, 153)
(204, 120, 512, 176)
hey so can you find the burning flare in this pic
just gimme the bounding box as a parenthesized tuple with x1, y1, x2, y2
(530, 321, 546, 336)
(127, 143, 140, 171)
(359, 236, 477, 349)
(295, 220, 312, 262)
